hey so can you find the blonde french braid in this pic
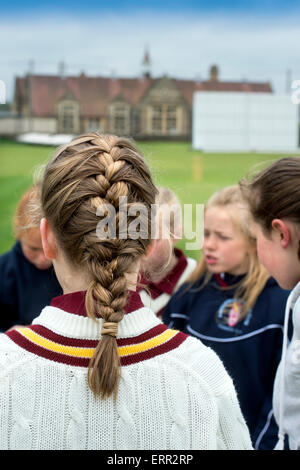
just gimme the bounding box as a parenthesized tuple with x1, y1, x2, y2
(41, 132, 157, 399)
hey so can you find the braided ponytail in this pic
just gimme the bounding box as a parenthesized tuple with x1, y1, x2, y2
(41, 133, 157, 399)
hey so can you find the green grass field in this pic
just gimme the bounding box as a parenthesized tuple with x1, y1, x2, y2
(1, 137, 299, 259)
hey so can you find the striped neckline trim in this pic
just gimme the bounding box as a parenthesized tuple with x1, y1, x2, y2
(6, 322, 188, 367)
(50, 289, 144, 317)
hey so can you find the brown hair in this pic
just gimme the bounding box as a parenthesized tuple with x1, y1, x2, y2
(40, 132, 157, 399)
(239, 157, 300, 235)
(13, 185, 42, 239)
(187, 185, 269, 321)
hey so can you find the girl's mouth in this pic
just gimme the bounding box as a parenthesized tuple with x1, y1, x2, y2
(205, 255, 218, 265)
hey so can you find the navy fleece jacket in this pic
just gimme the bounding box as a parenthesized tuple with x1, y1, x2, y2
(0, 242, 62, 332)
(163, 273, 292, 450)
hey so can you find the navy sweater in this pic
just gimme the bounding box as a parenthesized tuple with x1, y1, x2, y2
(163, 273, 291, 450)
(0, 242, 62, 332)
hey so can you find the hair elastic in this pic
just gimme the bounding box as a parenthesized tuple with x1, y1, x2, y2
(101, 321, 118, 338)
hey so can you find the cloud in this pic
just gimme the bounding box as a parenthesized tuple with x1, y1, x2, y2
(1, 11, 299, 101)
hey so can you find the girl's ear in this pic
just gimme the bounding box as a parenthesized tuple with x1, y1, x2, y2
(40, 218, 57, 260)
(145, 239, 157, 257)
(271, 219, 291, 249)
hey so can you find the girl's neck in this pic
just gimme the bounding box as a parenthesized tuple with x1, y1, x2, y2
(53, 255, 140, 295)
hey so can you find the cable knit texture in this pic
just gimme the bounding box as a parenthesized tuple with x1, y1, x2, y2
(0, 300, 253, 450)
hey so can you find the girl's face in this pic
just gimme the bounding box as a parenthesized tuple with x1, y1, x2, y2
(203, 206, 251, 276)
(251, 220, 300, 290)
(20, 228, 52, 270)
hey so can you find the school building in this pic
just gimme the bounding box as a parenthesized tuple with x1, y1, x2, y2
(2, 53, 272, 139)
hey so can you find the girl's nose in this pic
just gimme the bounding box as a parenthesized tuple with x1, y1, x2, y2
(204, 235, 217, 251)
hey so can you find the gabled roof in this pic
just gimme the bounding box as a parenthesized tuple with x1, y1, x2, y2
(15, 73, 272, 118)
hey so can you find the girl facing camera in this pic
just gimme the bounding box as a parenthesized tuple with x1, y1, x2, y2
(163, 185, 290, 450)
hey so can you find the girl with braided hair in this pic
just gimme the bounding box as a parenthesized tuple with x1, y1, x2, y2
(0, 133, 252, 450)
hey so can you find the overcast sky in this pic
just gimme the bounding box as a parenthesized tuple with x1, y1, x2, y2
(1, 0, 300, 101)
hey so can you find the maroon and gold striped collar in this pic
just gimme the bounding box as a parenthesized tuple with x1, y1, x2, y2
(49, 289, 144, 317)
(6, 290, 188, 368)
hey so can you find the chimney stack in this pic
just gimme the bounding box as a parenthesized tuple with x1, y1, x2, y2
(209, 64, 219, 81)
(58, 61, 66, 79)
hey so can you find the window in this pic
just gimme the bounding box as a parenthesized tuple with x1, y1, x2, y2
(111, 104, 129, 135)
(57, 101, 79, 134)
(166, 106, 177, 133)
(152, 105, 163, 133)
(131, 110, 140, 134)
(151, 105, 177, 134)
(61, 105, 75, 133)
(87, 118, 99, 131)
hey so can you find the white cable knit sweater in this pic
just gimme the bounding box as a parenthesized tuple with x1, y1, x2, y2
(0, 290, 253, 450)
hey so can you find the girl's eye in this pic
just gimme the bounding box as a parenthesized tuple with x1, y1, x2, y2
(218, 234, 230, 241)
